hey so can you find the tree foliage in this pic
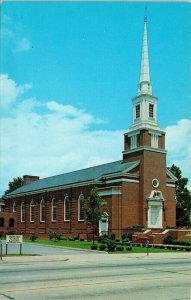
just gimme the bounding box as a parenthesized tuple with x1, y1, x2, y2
(169, 164, 191, 227)
(84, 188, 107, 244)
(4, 177, 24, 195)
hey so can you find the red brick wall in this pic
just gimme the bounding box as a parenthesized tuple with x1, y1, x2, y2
(121, 182, 140, 227)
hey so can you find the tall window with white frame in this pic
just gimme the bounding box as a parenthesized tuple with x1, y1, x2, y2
(13, 202, 16, 213)
(40, 198, 45, 222)
(131, 135, 137, 149)
(149, 103, 154, 118)
(64, 195, 70, 222)
(78, 193, 85, 221)
(51, 197, 57, 222)
(21, 201, 25, 223)
(30, 200, 35, 223)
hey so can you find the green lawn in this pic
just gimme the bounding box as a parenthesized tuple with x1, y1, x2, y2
(24, 239, 176, 253)
(25, 239, 98, 249)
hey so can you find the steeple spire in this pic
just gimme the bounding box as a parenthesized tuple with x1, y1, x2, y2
(128, 15, 160, 133)
(138, 15, 152, 95)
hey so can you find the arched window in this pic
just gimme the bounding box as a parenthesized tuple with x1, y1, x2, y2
(78, 193, 85, 221)
(21, 201, 25, 223)
(64, 195, 70, 222)
(30, 200, 35, 223)
(13, 202, 16, 213)
(40, 198, 45, 222)
(51, 197, 57, 222)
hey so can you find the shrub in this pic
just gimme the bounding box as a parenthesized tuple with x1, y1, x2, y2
(116, 245, 124, 251)
(127, 232, 133, 241)
(101, 239, 108, 244)
(48, 229, 55, 241)
(91, 244, 98, 250)
(80, 238, 84, 241)
(122, 232, 134, 241)
(30, 232, 38, 242)
(126, 245, 132, 251)
(122, 233, 128, 240)
(0, 232, 5, 239)
(132, 224, 144, 229)
(160, 245, 165, 249)
(173, 240, 191, 246)
(99, 244, 107, 251)
(106, 241, 116, 252)
(122, 238, 130, 243)
(110, 234, 116, 240)
(163, 235, 175, 245)
(56, 233, 64, 241)
(122, 241, 131, 246)
(98, 235, 108, 243)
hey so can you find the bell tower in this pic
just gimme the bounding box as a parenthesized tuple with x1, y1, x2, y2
(123, 16, 167, 229)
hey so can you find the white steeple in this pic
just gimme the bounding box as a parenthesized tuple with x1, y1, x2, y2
(138, 16, 152, 95)
(129, 16, 160, 132)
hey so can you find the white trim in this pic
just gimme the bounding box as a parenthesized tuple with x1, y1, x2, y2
(166, 184, 176, 187)
(99, 191, 122, 196)
(51, 197, 57, 222)
(40, 198, 45, 223)
(126, 130, 140, 137)
(21, 201, 25, 223)
(30, 200, 35, 223)
(13, 202, 16, 213)
(151, 134, 158, 148)
(148, 130, 162, 136)
(152, 178, 160, 188)
(78, 193, 85, 222)
(123, 146, 167, 155)
(130, 135, 137, 149)
(106, 178, 139, 184)
(64, 195, 70, 222)
(166, 169, 177, 181)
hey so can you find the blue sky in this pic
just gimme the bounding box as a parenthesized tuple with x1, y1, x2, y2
(0, 1, 191, 195)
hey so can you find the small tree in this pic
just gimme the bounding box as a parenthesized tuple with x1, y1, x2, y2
(84, 188, 107, 245)
(4, 177, 24, 195)
(169, 164, 191, 227)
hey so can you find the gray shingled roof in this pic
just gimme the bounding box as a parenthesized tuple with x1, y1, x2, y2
(6, 160, 140, 197)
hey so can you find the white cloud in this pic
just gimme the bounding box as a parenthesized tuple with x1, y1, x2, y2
(165, 119, 191, 188)
(2, 13, 31, 52)
(47, 101, 94, 125)
(0, 74, 31, 107)
(16, 37, 31, 52)
(0, 75, 123, 195)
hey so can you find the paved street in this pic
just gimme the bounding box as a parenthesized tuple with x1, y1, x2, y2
(0, 240, 96, 256)
(0, 247, 190, 300)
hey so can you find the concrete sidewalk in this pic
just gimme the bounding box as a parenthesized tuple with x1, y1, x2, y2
(1, 251, 190, 266)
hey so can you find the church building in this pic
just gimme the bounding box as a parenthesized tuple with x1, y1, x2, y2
(3, 17, 177, 239)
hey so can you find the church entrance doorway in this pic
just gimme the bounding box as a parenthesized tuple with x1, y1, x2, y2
(147, 191, 164, 229)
